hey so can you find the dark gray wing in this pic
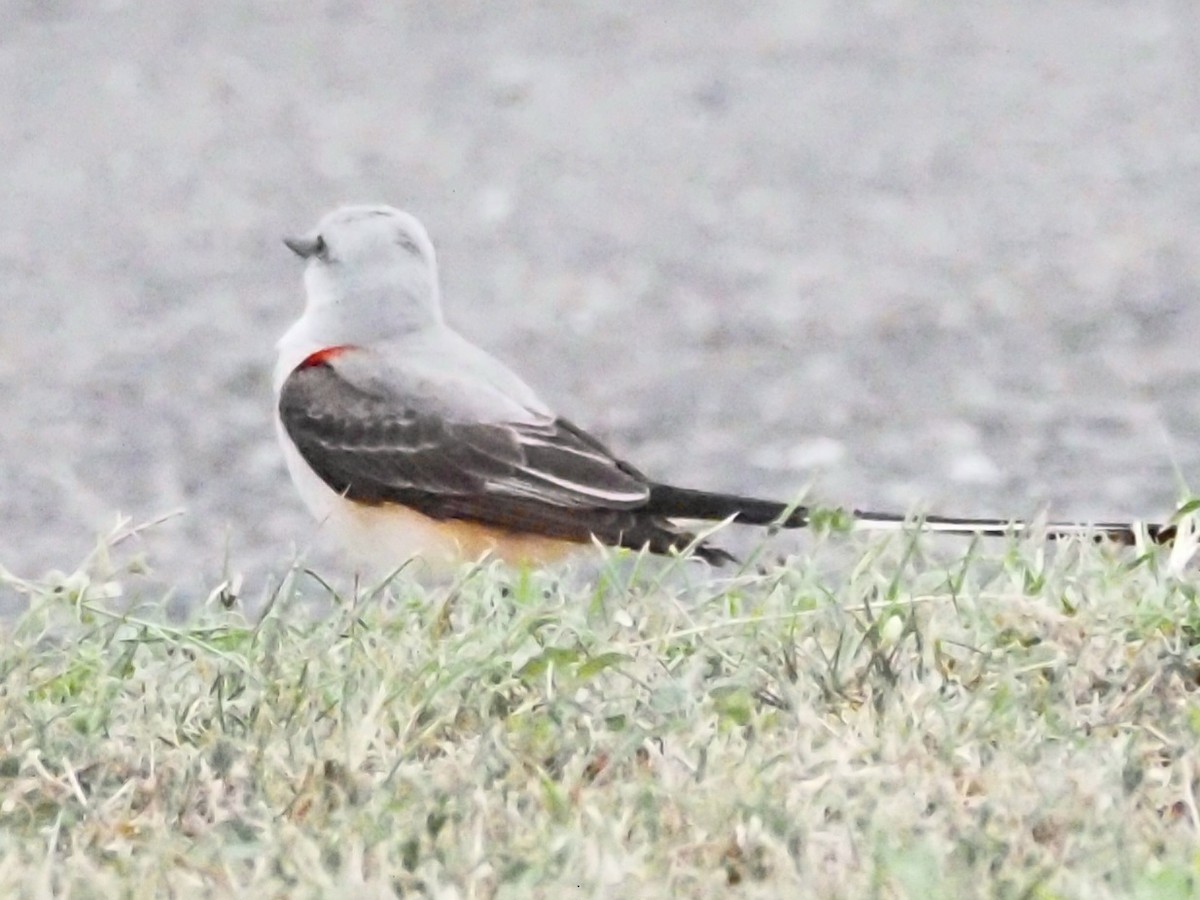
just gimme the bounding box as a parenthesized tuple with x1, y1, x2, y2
(278, 359, 717, 553)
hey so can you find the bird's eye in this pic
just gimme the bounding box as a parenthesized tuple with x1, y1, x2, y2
(313, 235, 329, 259)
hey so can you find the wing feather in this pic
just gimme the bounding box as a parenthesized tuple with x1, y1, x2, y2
(278, 357, 736, 561)
(278, 361, 651, 515)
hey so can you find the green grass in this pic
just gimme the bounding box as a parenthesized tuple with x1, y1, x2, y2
(2, 513, 1200, 898)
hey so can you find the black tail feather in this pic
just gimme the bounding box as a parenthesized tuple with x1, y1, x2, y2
(852, 510, 1176, 545)
(647, 483, 1176, 550)
(646, 484, 809, 528)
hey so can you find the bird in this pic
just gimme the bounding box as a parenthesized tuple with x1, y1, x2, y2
(274, 204, 1173, 571)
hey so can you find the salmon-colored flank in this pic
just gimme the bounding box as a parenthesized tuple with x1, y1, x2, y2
(298, 345, 356, 369)
(343, 500, 584, 566)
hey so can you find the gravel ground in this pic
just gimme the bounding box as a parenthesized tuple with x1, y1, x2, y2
(3, 2, 1199, 608)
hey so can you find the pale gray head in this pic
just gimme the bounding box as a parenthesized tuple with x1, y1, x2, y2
(284, 205, 444, 339)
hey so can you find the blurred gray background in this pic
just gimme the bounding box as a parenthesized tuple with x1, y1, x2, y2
(2, 2, 1199, 605)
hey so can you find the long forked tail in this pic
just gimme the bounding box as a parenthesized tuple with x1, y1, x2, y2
(646, 484, 1177, 546)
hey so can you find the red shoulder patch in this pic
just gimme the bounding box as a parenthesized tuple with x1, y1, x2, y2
(298, 345, 356, 369)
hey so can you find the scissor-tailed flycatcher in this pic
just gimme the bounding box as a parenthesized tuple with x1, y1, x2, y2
(274, 204, 1172, 570)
